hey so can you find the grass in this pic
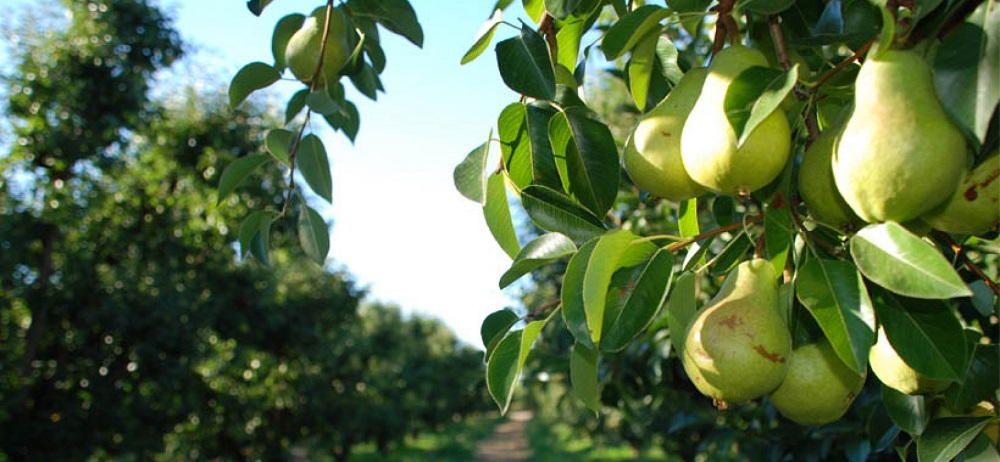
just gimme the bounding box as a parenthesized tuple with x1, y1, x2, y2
(526, 418, 679, 462)
(340, 413, 503, 462)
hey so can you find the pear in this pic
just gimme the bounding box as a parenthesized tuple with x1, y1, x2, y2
(769, 340, 866, 425)
(623, 68, 709, 202)
(922, 151, 1000, 235)
(680, 45, 792, 196)
(832, 49, 967, 223)
(798, 124, 862, 230)
(869, 327, 950, 395)
(682, 258, 791, 404)
(286, 6, 353, 84)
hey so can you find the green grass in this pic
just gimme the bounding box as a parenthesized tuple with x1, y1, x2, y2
(526, 418, 679, 462)
(341, 413, 503, 462)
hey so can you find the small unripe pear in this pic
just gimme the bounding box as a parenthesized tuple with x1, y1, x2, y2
(832, 49, 967, 223)
(922, 151, 1000, 235)
(623, 68, 709, 202)
(682, 259, 791, 404)
(286, 6, 353, 84)
(769, 340, 866, 425)
(869, 327, 950, 395)
(798, 125, 861, 230)
(681, 45, 792, 196)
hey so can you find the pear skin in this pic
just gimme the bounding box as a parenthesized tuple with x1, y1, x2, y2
(869, 327, 950, 395)
(832, 49, 967, 223)
(922, 151, 1000, 235)
(286, 6, 352, 84)
(623, 68, 709, 202)
(682, 259, 791, 404)
(798, 125, 862, 230)
(680, 45, 792, 196)
(769, 340, 866, 425)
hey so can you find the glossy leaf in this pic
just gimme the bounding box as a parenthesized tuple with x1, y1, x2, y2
(602, 249, 674, 352)
(917, 417, 994, 462)
(764, 204, 793, 277)
(498, 103, 560, 191)
(555, 13, 593, 72)
(217, 153, 269, 205)
(481, 309, 520, 361)
(582, 230, 639, 344)
(521, 185, 605, 242)
(348, 0, 423, 47)
(486, 319, 547, 414)
(602, 4, 669, 60)
(495, 25, 555, 100)
(873, 289, 968, 381)
(296, 134, 333, 203)
(563, 239, 597, 348)
(228, 62, 281, 108)
(934, 2, 999, 143)
(570, 341, 600, 412)
(882, 385, 929, 436)
(500, 233, 577, 288)
(724, 65, 798, 146)
(484, 171, 521, 259)
(298, 205, 329, 265)
(851, 222, 972, 299)
(549, 108, 620, 217)
(264, 129, 294, 166)
(461, 12, 503, 65)
(796, 257, 876, 374)
(627, 30, 659, 112)
(271, 13, 305, 71)
(453, 139, 490, 204)
(665, 272, 698, 358)
(237, 210, 277, 263)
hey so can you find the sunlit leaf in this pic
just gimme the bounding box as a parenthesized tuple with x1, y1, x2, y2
(582, 230, 639, 344)
(724, 65, 798, 146)
(764, 204, 793, 277)
(481, 309, 520, 361)
(570, 341, 600, 412)
(521, 185, 605, 242)
(298, 204, 329, 265)
(545, 0, 601, 20)
(563, 239, 597, 348)
(228, 62, 280, 108)
(484, 171, 521, 259)
(555, 12, 595, 71)
(917, 417, 994, 462)
(548, 108, 620, 217)
(627, 30, 659, 112)
(602, 4, 669, 60)
(462, 12, 503, 65)
(665, 272, 698, 358)
(602, 249, 674, 352)
(217, 154, 269, 205)
(296, 134, 333, 203)
(500, 233, 577, 288)
(454, 139, 490, 204)
(495, 24, 555, 100)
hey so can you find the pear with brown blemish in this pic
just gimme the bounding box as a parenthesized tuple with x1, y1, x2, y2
(682, 258, 791, 405)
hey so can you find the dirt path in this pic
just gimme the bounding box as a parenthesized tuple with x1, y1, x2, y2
(473, 410, 534, 462)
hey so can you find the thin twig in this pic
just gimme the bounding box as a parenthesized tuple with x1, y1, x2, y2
(934, 232, 1000, 297)
(812, 39, 874, 92)
(663, 214, 765, 253)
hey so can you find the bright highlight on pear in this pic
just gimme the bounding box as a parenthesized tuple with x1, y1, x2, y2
(623, 68, 709, 202)
(832, 48, 967, 223)
(769, 340, 866, 425)
(682, 258, 791, 405)
(286, 6, 353, 84)
(680, 45, 791, 196)
(922, 151, 999, 235)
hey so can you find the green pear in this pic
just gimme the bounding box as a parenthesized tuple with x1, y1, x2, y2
(682, 258, 791, 404)
(286, 6, 353, 84)
(832, 49, 967, 223)
(922, 151, 1000, 235)
(769, 340, 866, 425)
(680, 45, 792, 196)
(869, 327, 950, 395)
(798, 124, 862, 230)
(623, 68, 709, 202)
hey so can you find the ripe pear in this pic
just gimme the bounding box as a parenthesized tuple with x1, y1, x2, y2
(286, 6, 353, 84)
(869, 327, 950, 395)
(682, 258, 791, 404)
(922, 151, 1000, 235)
(623, 68, 709, 202)
(769, 340, 866, 425)
(832, 49, 967, 223)
(799, 125, 862, 230)
(680, 45, 792, 196)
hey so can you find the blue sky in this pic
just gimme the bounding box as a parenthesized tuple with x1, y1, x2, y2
(3, 0, 527, 347)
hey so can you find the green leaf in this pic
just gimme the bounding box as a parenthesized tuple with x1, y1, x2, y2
(627, 30, 659, 112)
(570, 341, 601, 411)
(495, 24, 556, 100)
(264, 129, 295, 166)
(563, 239, 597, 347)
(298, 204, 330, 265)
(454, 139, 491, 204)
(523, 0, 545, 23)
(500, 233, 577, 288)
(724, 65, 798, 147)
(307, 88, 341, 115)
(461, 14, 503, 65)
(285, 89, 309, 124)
(348, 0, 423, 47)
(296, 134, 333, 203)
(555, 13, 593, 71)
(498, 103, 560, 191)
(481, 309, 520, 361)
(545, 0, 601, 20)
(229, 62, 281, 109)
(764, 204, 793, 277)
(238, 210, 278, 264)
(484, 171, 521, 259)
(271, 13, 305, 71)
(917, 417, 994, 462)
(246, 0, 275, 16)
(602, 249, 675, 352)
(521, 185, 606, 242)
(602, 4, 669, 60)
(323, 100, 360, 142)
(934, 2, 999, 144)
(486, 319, 547, 414)
(549, 108, 621, 217)
(583, 230, 640, 344)
(873, 289, 968, 381)
(217, 154, 269, 205)
(945, 343, 1000, 410)
(850, 222, 972, 299)
(739, 0, 796, 15)
(665, 272, 698, 358)
(882, 385, 930, 436)
(348, 63, 384, 101)
(796, 257, 876, 374)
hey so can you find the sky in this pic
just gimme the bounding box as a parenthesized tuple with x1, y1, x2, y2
(2, 0, 527, 348)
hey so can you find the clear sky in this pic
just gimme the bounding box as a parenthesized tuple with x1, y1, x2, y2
(3, 0, 526, 348)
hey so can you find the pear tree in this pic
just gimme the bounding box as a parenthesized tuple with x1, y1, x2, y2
(228, 0, 999, 459)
